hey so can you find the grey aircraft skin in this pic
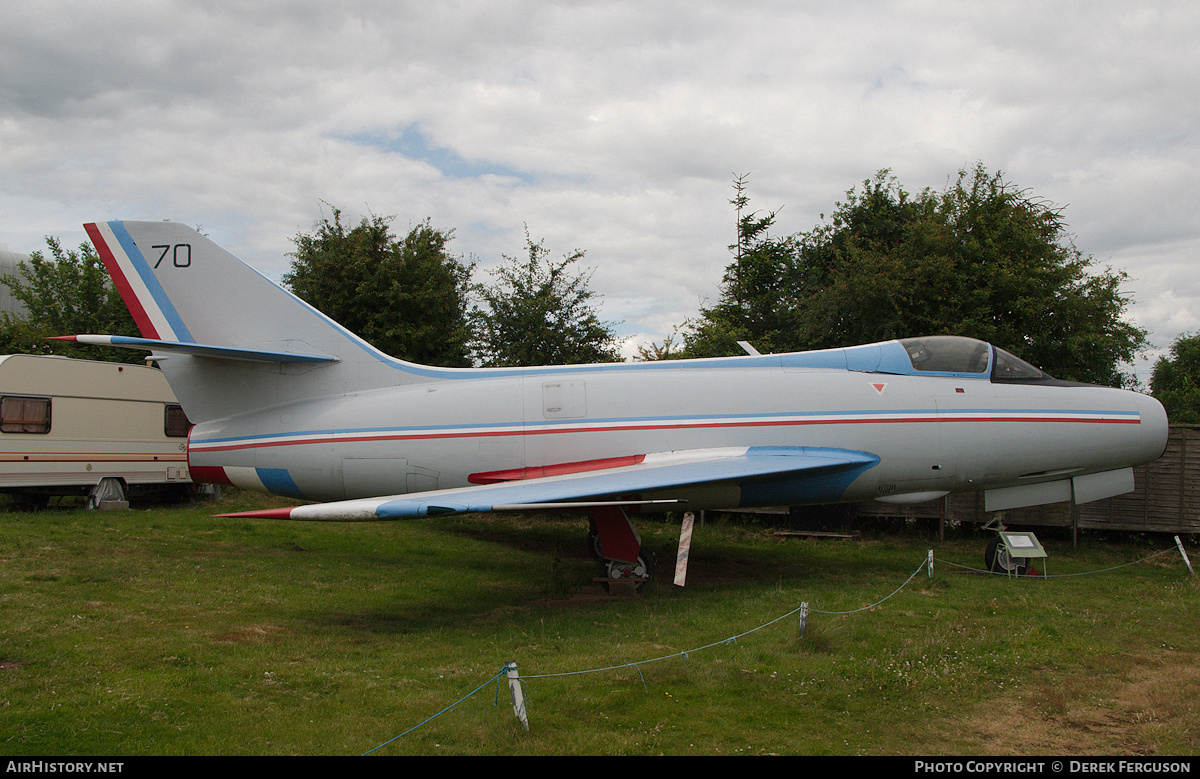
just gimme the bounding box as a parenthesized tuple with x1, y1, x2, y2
(70, 220, 1169, 582)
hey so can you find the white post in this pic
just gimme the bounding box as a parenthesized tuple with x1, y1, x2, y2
(1175, 536, 1195, 576)
(799, 602, 809, 635)
(927, 549, 934, 577)
(674, 511, 695, 587)
(505, 661, 529, 731)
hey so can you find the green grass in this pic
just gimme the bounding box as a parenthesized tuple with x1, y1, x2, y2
(1, 493, 1197, 755)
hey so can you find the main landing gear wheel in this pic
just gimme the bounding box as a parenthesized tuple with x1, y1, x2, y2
(599, 550, 656, 594)
(985, 536, 1029, 576)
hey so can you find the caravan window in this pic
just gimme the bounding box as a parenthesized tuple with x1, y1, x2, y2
(164, 404, 192, 438)
(1, 396, 51, 434)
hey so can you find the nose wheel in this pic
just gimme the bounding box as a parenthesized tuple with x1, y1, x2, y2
(984, 536, 1029, 576)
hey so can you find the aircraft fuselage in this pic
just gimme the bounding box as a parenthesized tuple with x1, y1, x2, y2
(184, 342, 1167, 512)
(76, 220, 1168, 524)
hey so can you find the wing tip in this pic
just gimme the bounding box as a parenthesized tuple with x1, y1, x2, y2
(214, 507, 297, 519)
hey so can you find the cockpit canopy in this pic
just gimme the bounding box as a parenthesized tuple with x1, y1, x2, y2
(896, 336, 1048, 382)
(778, 335, 1058, 383)
(898, 336, 990, 374)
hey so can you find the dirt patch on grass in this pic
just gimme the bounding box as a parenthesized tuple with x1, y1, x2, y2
(961, 653, 1200, 755)
(210, 623, 287, 645)
(531, 586, 621, 608)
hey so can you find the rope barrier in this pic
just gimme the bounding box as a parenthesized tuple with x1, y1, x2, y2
(367, 539, 1192, 751)
(935, 546, 1178, 578)
(361, 669, 508, 755)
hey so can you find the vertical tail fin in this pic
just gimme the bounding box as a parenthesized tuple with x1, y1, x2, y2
(84, 220, 422, 421)
(87, 221, 370, 356)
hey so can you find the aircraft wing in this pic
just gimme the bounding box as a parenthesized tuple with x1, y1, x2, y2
(220, 446, 879, 520)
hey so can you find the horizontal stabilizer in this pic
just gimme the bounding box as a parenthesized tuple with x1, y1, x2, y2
(217, 446, 879, 521)
(50, 335, 339, 364)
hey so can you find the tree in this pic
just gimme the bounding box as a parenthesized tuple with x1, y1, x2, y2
(681, 175, 803, 358)
(682, 166, 1147, 386)
(634, 331, 685, 361)
(0, 236, 142, 363)
(1151, 332, 1200, 423)
(284, 208, 474, 367)
(470, 229, 621, 367)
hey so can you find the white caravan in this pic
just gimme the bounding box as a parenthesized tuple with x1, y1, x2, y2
(0, 354, 191, 505)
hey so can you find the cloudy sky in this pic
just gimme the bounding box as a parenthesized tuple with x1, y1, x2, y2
(2, 1, 1196, 381)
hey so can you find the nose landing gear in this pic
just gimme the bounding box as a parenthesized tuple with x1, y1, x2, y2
(982, 517, 1047, 577)
(984, 535, 1029, 576)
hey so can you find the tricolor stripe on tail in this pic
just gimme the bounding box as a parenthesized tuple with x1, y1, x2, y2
(85, 221, 194, 342)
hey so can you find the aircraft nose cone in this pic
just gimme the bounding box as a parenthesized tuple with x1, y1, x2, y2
(1137, 392, 1169, 462)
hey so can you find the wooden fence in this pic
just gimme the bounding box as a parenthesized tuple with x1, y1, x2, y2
(851, 425, 1200, 535)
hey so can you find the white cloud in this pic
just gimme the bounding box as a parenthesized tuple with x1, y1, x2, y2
(1, 0, 1197, 379)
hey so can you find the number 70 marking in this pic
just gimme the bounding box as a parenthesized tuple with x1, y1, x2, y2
(152, 244, 191, 268)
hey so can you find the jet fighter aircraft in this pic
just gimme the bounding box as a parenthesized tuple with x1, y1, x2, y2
(65, 221, 1169, 587)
